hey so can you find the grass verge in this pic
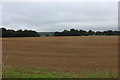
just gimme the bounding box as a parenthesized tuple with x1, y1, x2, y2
(2, 67, 118, 78)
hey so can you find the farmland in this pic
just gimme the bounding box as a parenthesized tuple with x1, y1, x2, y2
(2, 36, 118, 78)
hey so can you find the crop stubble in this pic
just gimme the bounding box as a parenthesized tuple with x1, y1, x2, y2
(2, 36, 118, 72)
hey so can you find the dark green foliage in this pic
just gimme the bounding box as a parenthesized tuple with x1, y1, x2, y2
(88, 30, 95, 35)
(0, 28, 39, 37)
(46, 35, 49, 36)
(79, 30, 88, 36)
(54, 32, 61, 36)
(54, 29, 120, 36)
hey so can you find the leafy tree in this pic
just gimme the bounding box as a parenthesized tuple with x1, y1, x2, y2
(54, 32, 61, 36)
(54, 29, 120, 36)
(88, 30, 95, 35)
(1, 28, 39, 37)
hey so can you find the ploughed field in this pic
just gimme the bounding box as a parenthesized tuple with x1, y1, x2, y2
(2, 36, 118, 73)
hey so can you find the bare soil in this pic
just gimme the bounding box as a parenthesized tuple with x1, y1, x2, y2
(2, 36, 118, 72)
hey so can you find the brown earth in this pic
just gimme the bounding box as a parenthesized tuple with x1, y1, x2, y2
(2, 36, 118, 72)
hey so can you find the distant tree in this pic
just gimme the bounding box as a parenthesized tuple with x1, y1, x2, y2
(106, 30, 113, 35)
(54, 32, 61, 36)
(69, 29, 79, 36)
(0, 28, 39, 37)
(79, 30, 88, 36)
(54, 28, 120, 36)
(88, 30, 95, 35)
(46, 35, 49, 36)
(2, 28, 10, 37)
(61, 30, 70, 36)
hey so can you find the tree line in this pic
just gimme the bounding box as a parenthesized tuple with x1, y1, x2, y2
(0, 28, 39, 37)
(1, 28, 120, 37)
(54, 29, 120, 36)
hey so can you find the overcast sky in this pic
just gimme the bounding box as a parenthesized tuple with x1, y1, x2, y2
(2, 2, 118, 32)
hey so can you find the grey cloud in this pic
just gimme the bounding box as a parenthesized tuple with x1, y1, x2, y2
(2, 2, 118, 32)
